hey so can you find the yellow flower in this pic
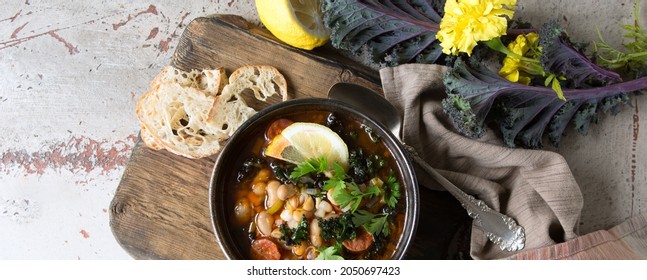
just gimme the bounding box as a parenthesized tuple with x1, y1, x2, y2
(436, 0, 517, 56)
(498, 32, 540, 85)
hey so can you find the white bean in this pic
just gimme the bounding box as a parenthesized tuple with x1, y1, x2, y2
(265, 180, 281, 208)
(251, 181, 266, 196)
(315, 200, 333, 218)
(309, 218, 322, 247)
(270, 228, 283, 239)
(253, 168, 272, 182)
(277, 184, 296, 201)
(234, 198, 253, 225)
(292, 210, 305, 223)
(280, 209, 293, 223)
(302, 196, 315, 212)
(287, 195, 300, 210)
(256, 211, 274, 236)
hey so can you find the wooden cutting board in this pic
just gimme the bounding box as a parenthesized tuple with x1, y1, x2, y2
(109, 14, 470, 260)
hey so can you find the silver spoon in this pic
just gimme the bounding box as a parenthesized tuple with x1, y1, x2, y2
(328, 82, 525, 252)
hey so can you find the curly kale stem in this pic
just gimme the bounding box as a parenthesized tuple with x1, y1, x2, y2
(564, 76, 647, 99)
(514, 76, 647, 100)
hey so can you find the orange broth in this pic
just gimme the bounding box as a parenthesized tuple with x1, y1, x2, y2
(227, 110, 405, 260)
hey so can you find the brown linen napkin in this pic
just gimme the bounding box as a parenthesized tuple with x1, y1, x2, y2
(379, 64, 584, 259)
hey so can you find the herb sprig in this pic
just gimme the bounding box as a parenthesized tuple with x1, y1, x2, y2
(316, 243, 344, 260)
(352, 210, 391, 237)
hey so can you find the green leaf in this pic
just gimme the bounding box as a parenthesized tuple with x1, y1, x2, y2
(350, 210, 374, 227)
(352, 210, 390, 237)
(331, 183, 357, 211)
(290, 156, 328, 180)
(364, 183, 382, 197)
(551, 77, 566, 101)
(331, 181, 379, 213)
(595, 0, 647, 78)
(316, 243, 344, 260)
(385, 171, 401, 208)
(279, 215, 309, 246)
(318, 212, 357, 242)
(365, 214, 389, 237)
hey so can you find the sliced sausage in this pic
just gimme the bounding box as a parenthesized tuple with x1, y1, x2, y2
(342, 228, 374, 253)
(250, 238, 281, 260)
(265, 118, 293, 140)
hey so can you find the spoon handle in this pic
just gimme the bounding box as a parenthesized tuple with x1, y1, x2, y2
(403, 145, 526, 252)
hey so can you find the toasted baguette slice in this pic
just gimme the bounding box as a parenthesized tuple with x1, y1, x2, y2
(205, 66, 288, 135)
(225, 65, 288, 102)
(139, 125, 162, 151)
(151, 66, 227, 97)
(206, 87, 258, 136)
(137, 83, 226, 158)
(137, 65, 289, 158)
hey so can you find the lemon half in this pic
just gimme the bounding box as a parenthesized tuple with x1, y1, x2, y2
(264, 122, 348, 167)
(255, 0, 331, 50)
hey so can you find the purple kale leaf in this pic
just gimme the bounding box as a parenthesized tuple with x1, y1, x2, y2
(443, 58, 642, 148)
(322, 0, 446, 65)
(539, 20, 622, 87)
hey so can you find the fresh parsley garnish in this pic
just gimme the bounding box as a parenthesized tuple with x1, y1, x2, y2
(352, 210, 391, 237)
(290, 156, 328, 180)
(331, 181, 380, 213)
(316, 243, 344, 260)
(384, 170, 401, 208)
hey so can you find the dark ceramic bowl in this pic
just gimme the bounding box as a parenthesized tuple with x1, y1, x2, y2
(209, 98, 419, 260)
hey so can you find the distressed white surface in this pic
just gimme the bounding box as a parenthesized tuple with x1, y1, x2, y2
(0, 0, 258, 260)
(0, 0, 645, 259)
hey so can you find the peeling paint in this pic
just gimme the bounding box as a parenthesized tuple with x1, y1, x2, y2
(146, 27, 159, 40)
(0, 135, 137, 176)
(112, 5, 158, 30)
(10, 22, 28, 39)
(47, 31, 79, 55)
(158, 37, 172, 52)
(0, 14, 114, 52)
(1, 10, 21, 22)
(631, 97, 640, 215)
(157, 12, 191, 53)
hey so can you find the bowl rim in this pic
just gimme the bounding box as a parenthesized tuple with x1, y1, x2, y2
(209, 97, 419, 260)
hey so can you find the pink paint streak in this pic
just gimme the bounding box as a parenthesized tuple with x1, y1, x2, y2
(0, 135, 137, 176)
(80, 229, 90, 239)
(158, 37, 172, 52)
(157, 12, 191, 53)
(1, 10, 130, 53)
(1, 10, 21, 22)
(47, 31, 79, 55)
(146, 27, 159, 40)
(11, 22, 28, 39)
(630, 98, 640, 215)
(112, 5, 158, 30)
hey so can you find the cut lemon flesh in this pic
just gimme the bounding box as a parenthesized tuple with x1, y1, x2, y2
(265, 122, 348, 167)
(255, 0, 331, 50)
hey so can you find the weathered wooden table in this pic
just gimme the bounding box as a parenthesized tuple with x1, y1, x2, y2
(109, 15, 472, 260)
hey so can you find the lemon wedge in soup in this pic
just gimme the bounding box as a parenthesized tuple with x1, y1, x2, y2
(264, 122, 348, 168)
